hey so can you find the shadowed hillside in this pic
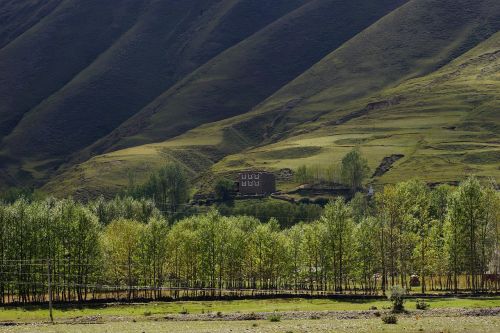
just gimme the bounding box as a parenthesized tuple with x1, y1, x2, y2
(0, 0, 499, 196)
(0, 0, 409, 188)
(84, 0, 409, 156)
(43, 4, 500, 199)
(0, 0, 311, 184)
(0, 0, 62, 49)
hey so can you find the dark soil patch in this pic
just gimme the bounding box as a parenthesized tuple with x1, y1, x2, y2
(373, 154, 405, 177)
(258, 146, 322, 160)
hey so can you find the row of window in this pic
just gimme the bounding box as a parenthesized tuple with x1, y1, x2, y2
(241, 173, 260, 180)
(241, 181, 260, 187)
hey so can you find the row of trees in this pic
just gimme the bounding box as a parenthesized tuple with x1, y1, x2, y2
(0, 177, 498, 304)
(295, 148, 370, 192)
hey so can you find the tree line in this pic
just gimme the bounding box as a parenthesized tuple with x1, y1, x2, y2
(0, 176, 498, 304)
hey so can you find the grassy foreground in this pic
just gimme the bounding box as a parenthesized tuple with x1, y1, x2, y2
(1, 297, 499, 323)
(1, 317, 500, 333)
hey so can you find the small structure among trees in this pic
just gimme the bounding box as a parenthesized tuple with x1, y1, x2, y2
(237, 171, 276, 196)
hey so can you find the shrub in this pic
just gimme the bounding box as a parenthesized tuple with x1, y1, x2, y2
(216, 311, 223, 317)
(382, 314, 398, 324)
(143, 311, 152, 317)
(245, 312, 258, 320)
(374, 311, 381, 317)
(416, 299, 430, 310)
(268, 313, 281, 322)
(214, 178, 235, 202)
(388, 285, 406, 313)
(179, 308, 189, 315)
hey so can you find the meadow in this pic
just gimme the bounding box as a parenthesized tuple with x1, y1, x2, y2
(1, 297, 500, 332)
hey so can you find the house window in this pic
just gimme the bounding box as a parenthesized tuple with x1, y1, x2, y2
(249, 174, 253, 179)
(242, 174, 247, 179)
(255, 181, 260, 187)
(255, 174, 260, 179)
(248, 181, 254, 186)
(242, 181, 247, 187)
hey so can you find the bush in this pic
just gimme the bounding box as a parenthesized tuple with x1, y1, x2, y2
(382, 314, 398, 324)
(143, 311, 152, 317)
(416, 299, 430, 310)
(214, 178, 235, 202)
(245, 312, 258, 320)
(268, 313, 281, 322)
(179, 308, 189, 315)
(388, 286, 406, 313)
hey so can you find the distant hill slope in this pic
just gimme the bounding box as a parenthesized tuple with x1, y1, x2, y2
(0, 0, 408, 184)
(0, 0, 499, 196)
(0, 0, 62, 49)
(82, 0, 408, 156)
(0, 0, 309, 182)
(43, 1, 500, 199)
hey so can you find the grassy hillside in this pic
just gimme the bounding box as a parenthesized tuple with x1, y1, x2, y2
(85, 0, 408, 156)
(218, 30, 500, 186)
(44, 29, 500, 198)
(0, 0, 309, 184)
(45, 2, 500, 196)
(0, 0, 146, 139)
(2, 0, 499, 196)
(0, 0, 62, 49)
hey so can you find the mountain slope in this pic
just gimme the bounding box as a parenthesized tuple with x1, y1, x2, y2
(0, 0, 146, 138)
(0, 0, 311, 184)
(0, 0, 62, 50)
(42, 0, 500, 198)
(217, 29, 500, 186)
(82, 0, 409, 156)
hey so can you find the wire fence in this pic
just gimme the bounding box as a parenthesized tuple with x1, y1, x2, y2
(2, 259, 500, 307)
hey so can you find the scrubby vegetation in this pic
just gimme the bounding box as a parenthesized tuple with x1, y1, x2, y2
(381, 313, 398, 324)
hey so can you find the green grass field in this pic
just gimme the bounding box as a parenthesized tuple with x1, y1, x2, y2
(1, 298, 500, 332)
(1, 297, 499, 322)
(2, 317, 500, 333)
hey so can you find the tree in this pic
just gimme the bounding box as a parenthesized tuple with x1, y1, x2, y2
(354, 217, 381, 293)
(446, 176, 487, 292)
(340, 148, 370, 192)
(322, 198, 354, 292)
(102, 218, 144, 300)
(132, 163, 190, 217)
(400, 180, 431, 293)
(138, 217, 169, 298)
(214, 178, 235, 202)
(294, 165, 310, 184)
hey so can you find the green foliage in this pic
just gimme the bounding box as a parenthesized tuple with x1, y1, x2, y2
(381, 313, 398, 324)
(0, 186, 43, 204)
(388, 286, 406, 313)
(416, 299, 430, 310)
(127, 163, 190, 217)
(294, 164, 340, 185)
(445, 176, 497, 292)
(0, 176, 499, 304)
(89, 196, 161, 225)
(268, 313, 281, 322)
(214, 178, 235, 202)
(340, 148, 370, 192)
(218, 199, 323, 228)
